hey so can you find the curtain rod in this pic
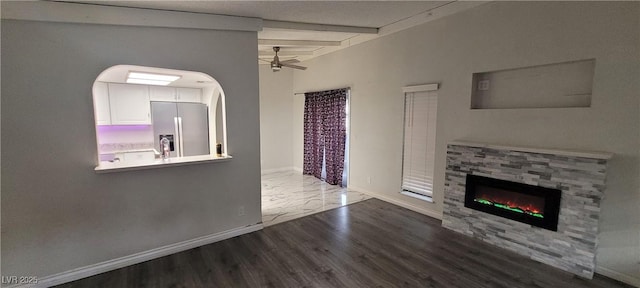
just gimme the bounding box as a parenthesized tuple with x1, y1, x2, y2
(294, 87, 350, 95)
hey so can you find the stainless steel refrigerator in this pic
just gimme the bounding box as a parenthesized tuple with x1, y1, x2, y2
(152, 102, 209, 157)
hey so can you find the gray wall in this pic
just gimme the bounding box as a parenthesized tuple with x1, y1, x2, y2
(259, 65, 294, 171)
(291, 2, 639, 283)
(1, 20, 261, 278)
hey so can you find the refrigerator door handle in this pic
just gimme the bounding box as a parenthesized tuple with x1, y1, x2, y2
(178, 117, 185, 157)
(174, 117, 181, 157)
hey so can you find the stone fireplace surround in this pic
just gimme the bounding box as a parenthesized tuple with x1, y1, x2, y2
(442, 141, 612, 279)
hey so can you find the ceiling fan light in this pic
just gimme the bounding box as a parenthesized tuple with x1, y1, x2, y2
(270, 61, 281, 72)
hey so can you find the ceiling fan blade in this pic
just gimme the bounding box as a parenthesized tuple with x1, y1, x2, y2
(280, 59, 300, 64)
(281, 63, 307, 70)
(258, 58, 272, 63)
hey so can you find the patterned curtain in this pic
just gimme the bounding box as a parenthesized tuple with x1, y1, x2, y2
(303, 88, 347, 186)
(303, 93, 324, 179)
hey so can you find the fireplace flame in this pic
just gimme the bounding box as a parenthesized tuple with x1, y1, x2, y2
(475, 197, 544, 219)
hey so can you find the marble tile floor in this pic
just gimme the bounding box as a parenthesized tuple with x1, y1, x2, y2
(261, 170, 370, 226)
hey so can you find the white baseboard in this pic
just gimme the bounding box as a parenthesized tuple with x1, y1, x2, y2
(596, 266, 640, 287)
(292, 166, 303, 173)
(350, 185, 443, 220)
(261, 167, 294, 174)
(22, 223, 263, 288)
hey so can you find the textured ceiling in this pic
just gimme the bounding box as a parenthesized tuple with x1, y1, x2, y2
(62, 1, 461, 64)
(67, 1, 450, 28)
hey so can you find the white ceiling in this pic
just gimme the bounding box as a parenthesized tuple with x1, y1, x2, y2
(70, 1, 450, 27)
(64, 1, 478, 66)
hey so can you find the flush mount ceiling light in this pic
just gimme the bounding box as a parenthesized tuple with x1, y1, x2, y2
(126, 71, 181, 86)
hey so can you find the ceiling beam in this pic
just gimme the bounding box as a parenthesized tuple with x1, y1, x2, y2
(379, 1, 488, 36)
(263, 20, 377, 34)
(258, 39, 342, 47)
(259, 51, 314, 56)
(308, 1, 490, 62)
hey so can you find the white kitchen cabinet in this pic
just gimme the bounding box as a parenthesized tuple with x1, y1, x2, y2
(149, 86, 177, 102)
(150, 87, 202, 103)
(108, 83, 151, 125)
(93, 81, 111, 125)
(177, 88, 202, 103)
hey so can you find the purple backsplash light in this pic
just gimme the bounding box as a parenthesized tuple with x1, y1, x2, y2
(97, 125, 152, 132)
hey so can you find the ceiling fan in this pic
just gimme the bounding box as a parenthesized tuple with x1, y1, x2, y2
(260, 47, 307, 72)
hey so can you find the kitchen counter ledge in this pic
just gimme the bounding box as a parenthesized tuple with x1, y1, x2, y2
(95, 155, 233, 173)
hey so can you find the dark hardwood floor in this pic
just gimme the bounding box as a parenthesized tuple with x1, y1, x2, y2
(57, 199, 632, 288)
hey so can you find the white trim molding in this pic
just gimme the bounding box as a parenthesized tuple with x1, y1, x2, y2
(596, 266, 640, 287)
(259, 50, 314, 56)
(1, 1, 262, 32)
(402, 83, 439, 93)
(258, 39, 342, 47)
(17, 224, 263, 288)
(350, 185, 443, 220)
(379, 1, 489, 36)
(263, 20, 377, 34)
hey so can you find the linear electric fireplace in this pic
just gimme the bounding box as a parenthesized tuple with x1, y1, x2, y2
(445, 143, 611, 278)
(464, 174, 561, 231)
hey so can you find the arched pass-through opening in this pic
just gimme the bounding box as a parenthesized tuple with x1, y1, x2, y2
(92, 65, 229, 171)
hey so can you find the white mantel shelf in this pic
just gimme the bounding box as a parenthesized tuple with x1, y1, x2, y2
(449, 141, 613, 160)
(95, 155, 233, 173)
